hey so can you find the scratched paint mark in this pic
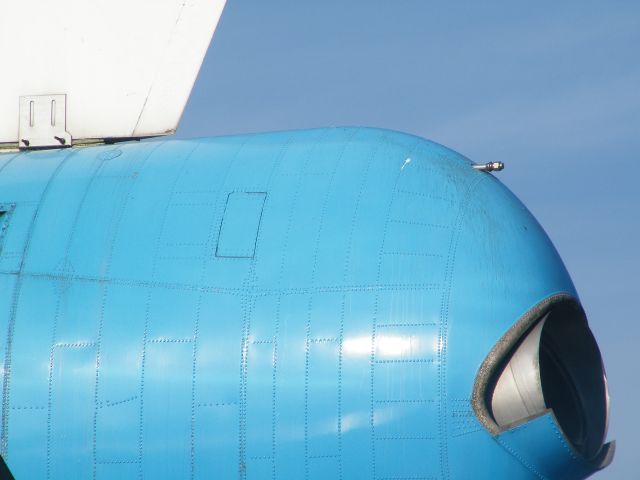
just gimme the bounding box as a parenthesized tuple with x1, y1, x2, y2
(401, 158, 412, 171)
(97, 149, 122, 161)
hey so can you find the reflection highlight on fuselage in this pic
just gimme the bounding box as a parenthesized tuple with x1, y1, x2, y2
(342, 334, 435, 358)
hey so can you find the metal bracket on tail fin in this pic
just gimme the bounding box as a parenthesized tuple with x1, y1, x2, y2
(18, 95, 72, 149)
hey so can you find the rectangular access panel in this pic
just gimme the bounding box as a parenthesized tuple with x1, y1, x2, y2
(216, 192, 267, 258)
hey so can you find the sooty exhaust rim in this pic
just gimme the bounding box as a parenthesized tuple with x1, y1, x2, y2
(471, 293, 611, 463)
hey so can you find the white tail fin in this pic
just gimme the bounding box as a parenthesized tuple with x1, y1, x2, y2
(0, 0, 227, 149)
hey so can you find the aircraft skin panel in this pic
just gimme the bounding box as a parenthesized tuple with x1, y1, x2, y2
(0, 275, 16, 435)
(0, 127, 610, 479)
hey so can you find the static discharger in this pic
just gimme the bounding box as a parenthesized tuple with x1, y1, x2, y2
(473, 161, 505, 172)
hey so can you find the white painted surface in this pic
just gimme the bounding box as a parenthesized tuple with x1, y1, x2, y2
(0, 0, 226, 145)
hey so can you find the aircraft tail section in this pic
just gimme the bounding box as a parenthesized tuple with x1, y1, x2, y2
(0, 0, 227, 150)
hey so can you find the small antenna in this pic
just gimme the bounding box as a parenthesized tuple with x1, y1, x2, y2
(473, 162, 505, 172)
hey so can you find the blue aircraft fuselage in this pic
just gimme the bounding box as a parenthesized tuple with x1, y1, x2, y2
(0, 127, 612, 479)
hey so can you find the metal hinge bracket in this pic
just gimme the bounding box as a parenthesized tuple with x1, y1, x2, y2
(18, 94, 72, 149)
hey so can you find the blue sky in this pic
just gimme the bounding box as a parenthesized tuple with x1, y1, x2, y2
(178, 1, 640, 477)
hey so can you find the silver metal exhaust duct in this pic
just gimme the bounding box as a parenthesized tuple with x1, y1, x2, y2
(491, 314, 549, 427)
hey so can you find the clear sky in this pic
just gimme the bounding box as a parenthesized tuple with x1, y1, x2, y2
(177, 1, 640, 477)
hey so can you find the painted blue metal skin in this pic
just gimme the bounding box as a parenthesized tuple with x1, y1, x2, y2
(0, 127, 609, 479)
